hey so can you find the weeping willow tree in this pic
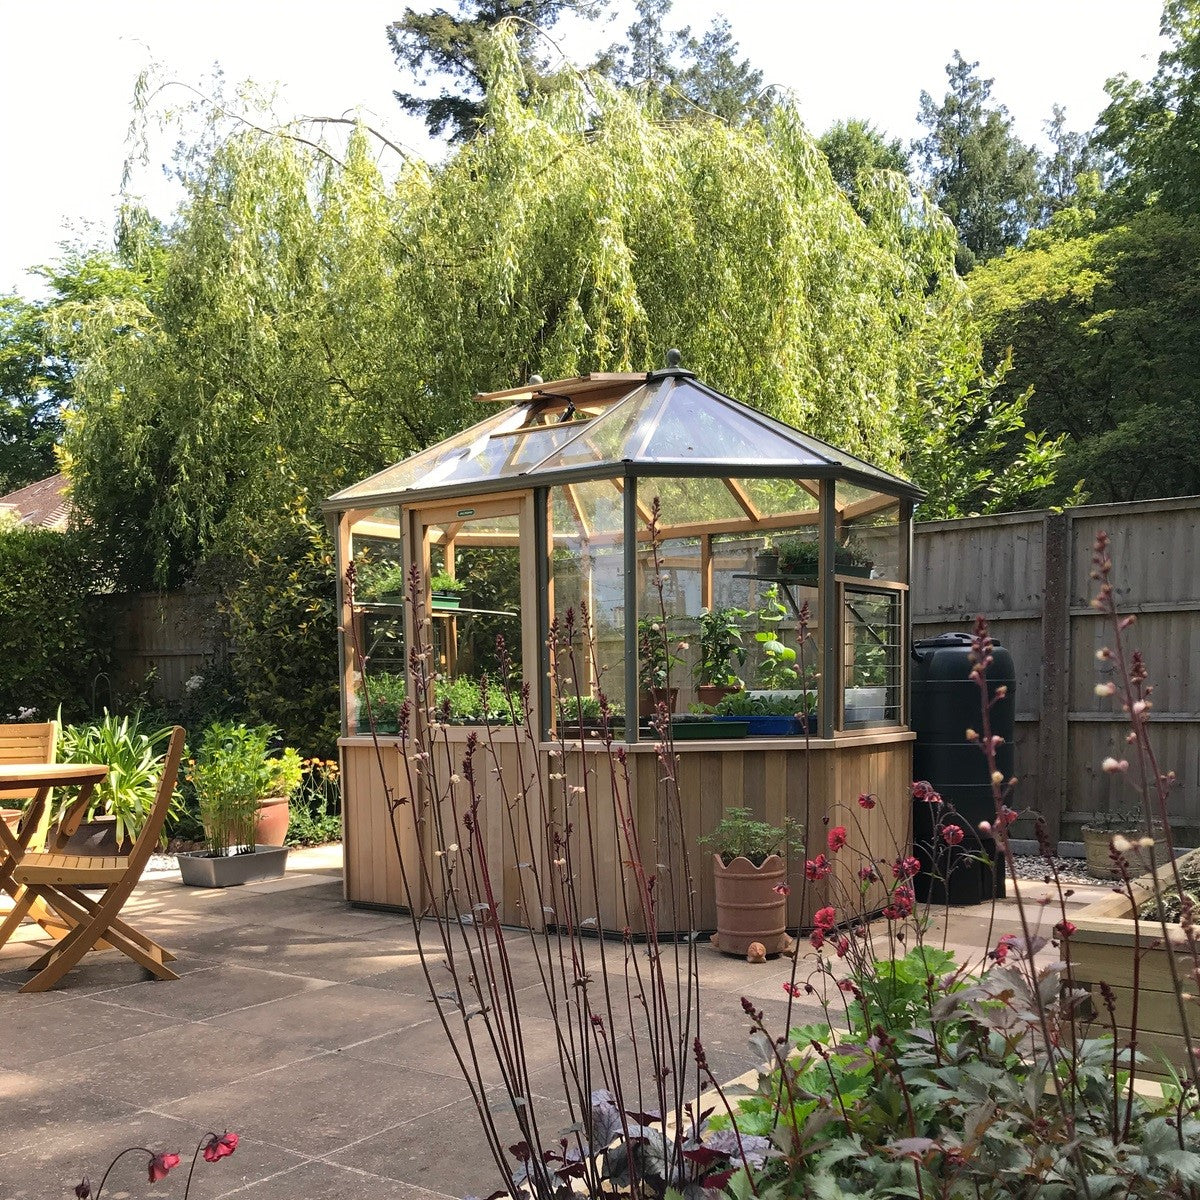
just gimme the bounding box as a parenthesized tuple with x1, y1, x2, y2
(60, 33, 1035, 592)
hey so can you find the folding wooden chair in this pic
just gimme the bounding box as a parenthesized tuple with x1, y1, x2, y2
(0, 721, 58, 921)
(0, 726, 185, 993)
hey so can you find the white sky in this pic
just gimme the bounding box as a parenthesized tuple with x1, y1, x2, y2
(0, 0, 1166, 297)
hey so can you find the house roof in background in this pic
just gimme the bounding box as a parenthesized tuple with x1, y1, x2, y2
(0, 472, 70, 529)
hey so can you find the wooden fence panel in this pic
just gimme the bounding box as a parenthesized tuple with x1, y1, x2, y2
(104, 592, 226, 705)
(913, 497, 1200, 847)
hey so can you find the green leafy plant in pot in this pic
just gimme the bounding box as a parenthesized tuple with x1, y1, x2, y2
(430, 572, 467, 609)
(754, 585, 801, 691)
(180, 722, 292, 887)
(637, 616, 684, 717)
(693, 606, 748, 708)
(56, 711, 180, 853)
(700, 806, 803, 957)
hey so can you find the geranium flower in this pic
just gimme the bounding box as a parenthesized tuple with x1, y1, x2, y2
(857, 792, 876, 809)
(772, 882, 790, 896)
(814, 906, 837, 932)
(827, 826, 848, 852)
(1055, 920, 1077, 940)
(782, 981, 804, 997)
(993, 933, 1018, 963)
(941, 824, 964, 846)
(203, 1132, 239, 1162)
(836, 936, 850, 958)
(809, 929, 825, 950)
(911, 781, 939, 803)
(892, 855, 921, 880)
(857, 864, 878, 883)
(148, 1152, 181, 1183)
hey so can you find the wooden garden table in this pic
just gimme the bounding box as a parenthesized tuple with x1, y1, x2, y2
(0, 763, 108, 906)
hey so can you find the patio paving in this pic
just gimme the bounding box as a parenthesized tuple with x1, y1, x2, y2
(0, 846, 1111, 1200)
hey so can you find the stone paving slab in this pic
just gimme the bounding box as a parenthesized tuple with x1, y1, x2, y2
(0, 845, 1113, 1200)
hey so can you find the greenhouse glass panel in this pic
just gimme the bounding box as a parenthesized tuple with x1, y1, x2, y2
(348, 506, 407, 733)
(548, 482, 627, 734)
(836, 483, 902, 582)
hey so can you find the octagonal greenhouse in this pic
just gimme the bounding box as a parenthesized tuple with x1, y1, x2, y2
(326, 356, 923, 929)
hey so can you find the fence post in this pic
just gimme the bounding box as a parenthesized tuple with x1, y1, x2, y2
(1038, 513, 1070, 849)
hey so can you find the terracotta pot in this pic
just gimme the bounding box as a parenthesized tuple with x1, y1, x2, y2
(711, 852, 792, 957)
(697, 684, 740, 709)
(1081, 826, 1140, 879)
(254, 795, 291, 847)
(637, 687, 679, 718)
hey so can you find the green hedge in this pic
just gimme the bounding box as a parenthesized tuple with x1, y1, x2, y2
(0, 524, 111, 721)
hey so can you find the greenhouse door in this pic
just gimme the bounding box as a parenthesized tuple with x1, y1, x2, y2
(409, 493, 539, 721)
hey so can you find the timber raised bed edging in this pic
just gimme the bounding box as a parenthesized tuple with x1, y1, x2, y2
(1071, 852, 1199, 1074)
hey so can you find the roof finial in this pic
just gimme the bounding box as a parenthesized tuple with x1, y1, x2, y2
(529, 374, 543, 386)
(665, 348, 682, 369)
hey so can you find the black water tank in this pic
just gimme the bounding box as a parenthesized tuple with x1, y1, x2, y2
(911, 632, 1016, 904)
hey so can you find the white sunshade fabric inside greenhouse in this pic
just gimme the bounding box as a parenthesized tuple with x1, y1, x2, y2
(327, 366, 923, 510)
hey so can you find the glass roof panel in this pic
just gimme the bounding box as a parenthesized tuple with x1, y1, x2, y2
(529, 386, 651, 471)
(738, 477, 820, 520)
(636, 380, 826, 465)
(332, 407, 527, 500)
(646, 476, 746, 529)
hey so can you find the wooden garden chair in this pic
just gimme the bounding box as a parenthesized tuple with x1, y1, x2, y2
(0, 726, 185, 993)
(0, 721, 58, 920)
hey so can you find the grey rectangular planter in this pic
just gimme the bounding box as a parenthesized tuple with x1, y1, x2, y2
(177, 845, 289, 888)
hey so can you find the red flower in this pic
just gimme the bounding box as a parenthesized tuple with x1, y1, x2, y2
(805, 854, 832, 881)
(892, 855, 921, 880)
(836, 936, 850, 958)
(941, 824, 965, 846)
(837, 978, 857, 994)
(772, 882, 790, 896)
(148, 1153, 181, 1183)
(883, 884, 915, 921)
(782, 981, 803, 997)
(993, 933, 1018, 964)
(911, 781, 940, 803)
(827, 826, 848, 852)
(203, 1132, 240, 1162)
(857, 864, 878, 883)
(857, 792, 877, 809)
(997, 805, 1018, 829)
(814, 906, 837, 932)
(809, 929, 825, 951)
(1055, 920, 1077, 940)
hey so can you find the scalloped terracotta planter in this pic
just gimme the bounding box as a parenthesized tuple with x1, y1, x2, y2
(710, 852, 793, 957)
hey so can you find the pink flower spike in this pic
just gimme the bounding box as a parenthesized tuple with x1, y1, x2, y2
(148, 1153, 181, 1183)
(827, 826, 848, 852)
(941, 824, 964, 846)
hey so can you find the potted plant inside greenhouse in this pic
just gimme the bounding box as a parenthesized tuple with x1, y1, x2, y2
(637, 617, 684, 717)
(430, 572, 467, 610)
(777, 535, 873, 580)
(711, 586, 815, 735)
(693, 606, 748, 708)
(55, 711, 180, 855)
(356, 559, 407, 604)
(358, 671, 406, 734)
(178, 722, 294, 887)
(701, 806, 803, 956)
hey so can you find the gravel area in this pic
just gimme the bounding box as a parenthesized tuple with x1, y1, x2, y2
(1012, 854, 1098, 886)
(144, 852, 181, 878)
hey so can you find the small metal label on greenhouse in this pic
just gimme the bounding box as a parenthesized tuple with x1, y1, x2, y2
(457, 508, 476, 517)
